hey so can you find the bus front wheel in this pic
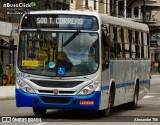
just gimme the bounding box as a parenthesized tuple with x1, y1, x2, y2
(33, 107, 47, 115)
(100, 92, 112, 117)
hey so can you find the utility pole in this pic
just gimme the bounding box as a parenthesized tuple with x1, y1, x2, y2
(142, 0, 146, 23)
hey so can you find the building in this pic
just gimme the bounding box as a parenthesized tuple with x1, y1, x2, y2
(70, 0, 110, 14)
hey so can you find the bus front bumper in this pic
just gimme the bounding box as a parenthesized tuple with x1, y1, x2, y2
(16, 89, 101, 110)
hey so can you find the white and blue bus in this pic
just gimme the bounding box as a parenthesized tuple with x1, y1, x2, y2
(16, 11, 150, 116)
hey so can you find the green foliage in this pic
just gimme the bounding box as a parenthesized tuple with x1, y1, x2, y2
(0, 65, 16, 86)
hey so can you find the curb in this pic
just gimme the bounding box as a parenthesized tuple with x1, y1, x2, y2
(0, 96, 15, 101)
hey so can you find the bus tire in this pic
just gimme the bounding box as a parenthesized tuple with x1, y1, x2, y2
(100, 89, 114, 117)
(127, 84, 139, 110)
(33, 107, 47, 115)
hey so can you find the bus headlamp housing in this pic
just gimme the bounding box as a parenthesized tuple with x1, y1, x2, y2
(17, 79, 35, 94)
(78, 81, 100, 95)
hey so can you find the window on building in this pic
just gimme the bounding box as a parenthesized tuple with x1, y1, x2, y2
(94, 0, 96, 10)
(85, 0, 88, 7)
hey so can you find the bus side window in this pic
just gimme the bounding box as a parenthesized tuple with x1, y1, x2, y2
(141, 32, 144, 58)
(117, 27, 122, 59)
(124, 28, 130, 59)
(147, 33, 150, 59)
(128, 29, 132, 58)
(144, 32, 149, 59)
(132, 30, 136, 59)
(102, 28, 109, 70)
(109, 26, 116, 59)
(135, 31, 140, 58)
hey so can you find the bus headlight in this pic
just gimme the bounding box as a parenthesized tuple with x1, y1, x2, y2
(78, 81, 100, 95)
(17, 79, 35, 94)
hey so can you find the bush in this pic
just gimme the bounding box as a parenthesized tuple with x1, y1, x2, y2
(0, 65, 15, 86)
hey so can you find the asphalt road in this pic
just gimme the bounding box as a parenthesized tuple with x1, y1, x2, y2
(0, 76, 160, 124)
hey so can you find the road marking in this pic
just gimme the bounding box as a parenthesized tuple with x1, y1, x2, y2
(53, 119, 65, 121)
(143, 96, 154, 99)
(148, 93, 160, 95)
(158, 98, 160, 100)
(34, 122, 47, 125)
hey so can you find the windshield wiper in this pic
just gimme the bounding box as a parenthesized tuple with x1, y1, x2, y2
(63, 30, 80, 47)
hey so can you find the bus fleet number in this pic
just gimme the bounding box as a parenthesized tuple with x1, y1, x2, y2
(37, 17, 47, 24)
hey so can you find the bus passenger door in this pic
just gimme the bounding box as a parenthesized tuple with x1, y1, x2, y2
(100, 26, 111, 109)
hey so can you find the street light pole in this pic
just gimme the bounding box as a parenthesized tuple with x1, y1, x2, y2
(142, 0, 146, 23)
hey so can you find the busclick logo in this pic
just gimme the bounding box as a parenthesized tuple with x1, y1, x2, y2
(3, 2, 36, 8)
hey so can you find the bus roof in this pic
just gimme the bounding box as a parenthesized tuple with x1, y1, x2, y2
(100, 14, 149, 32)
(27, 10, 100, 16)
(24, 10, 149, 32)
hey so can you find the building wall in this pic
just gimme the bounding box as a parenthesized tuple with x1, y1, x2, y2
(70, 0, 108, 14)
(0, 21, 12, 37)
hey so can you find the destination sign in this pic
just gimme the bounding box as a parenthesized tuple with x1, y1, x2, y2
(21, 14, 98, 30)
(37, 17, 83, 25)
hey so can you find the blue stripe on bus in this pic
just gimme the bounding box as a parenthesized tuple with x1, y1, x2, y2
(101, 80, 149, 90)
(101, 86, 110, 90)
(140, 80, 150, 84)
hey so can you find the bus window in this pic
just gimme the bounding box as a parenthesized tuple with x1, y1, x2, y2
(141, 32, 144, 58)
(147, 33, 150, 59)
(144, 32, 149, 59)
(109, 25, 116, 59)
(128, 30, 132, 58)
(121, 28, 125, 58)
(135, 31, 140, 58)
(132, 30, 136, 59)
(116, 27, 123, 59)
(124, 28, 130, 59)
(102, 28, 109, 70)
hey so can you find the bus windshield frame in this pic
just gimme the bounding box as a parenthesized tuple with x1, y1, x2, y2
(18, 30, 99, 77)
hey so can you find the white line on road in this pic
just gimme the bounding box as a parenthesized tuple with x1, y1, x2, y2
(148, 93, 160, 95)
(143, 96, 154, 99)
(53, 119, 65, 121)
(158, 98, 160, 100)
(34, 122, 47, 125)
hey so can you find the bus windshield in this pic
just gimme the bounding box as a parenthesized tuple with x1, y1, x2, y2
(18, 31, 99, 77)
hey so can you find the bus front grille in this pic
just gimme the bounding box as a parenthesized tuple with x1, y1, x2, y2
(40, 96, 71, 104)
(31, 80, 83, 88)
(38, 90, 75, 94)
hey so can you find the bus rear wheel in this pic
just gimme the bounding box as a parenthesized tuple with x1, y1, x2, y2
(33, 107, 47, 115)
(127, 84, 139, 110)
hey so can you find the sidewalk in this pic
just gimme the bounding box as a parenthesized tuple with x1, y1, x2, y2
(0, 86, 15, 99)
(151, 74, 160, 79)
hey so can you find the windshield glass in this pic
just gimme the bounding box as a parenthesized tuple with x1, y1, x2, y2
(18, 31, 99, 77)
